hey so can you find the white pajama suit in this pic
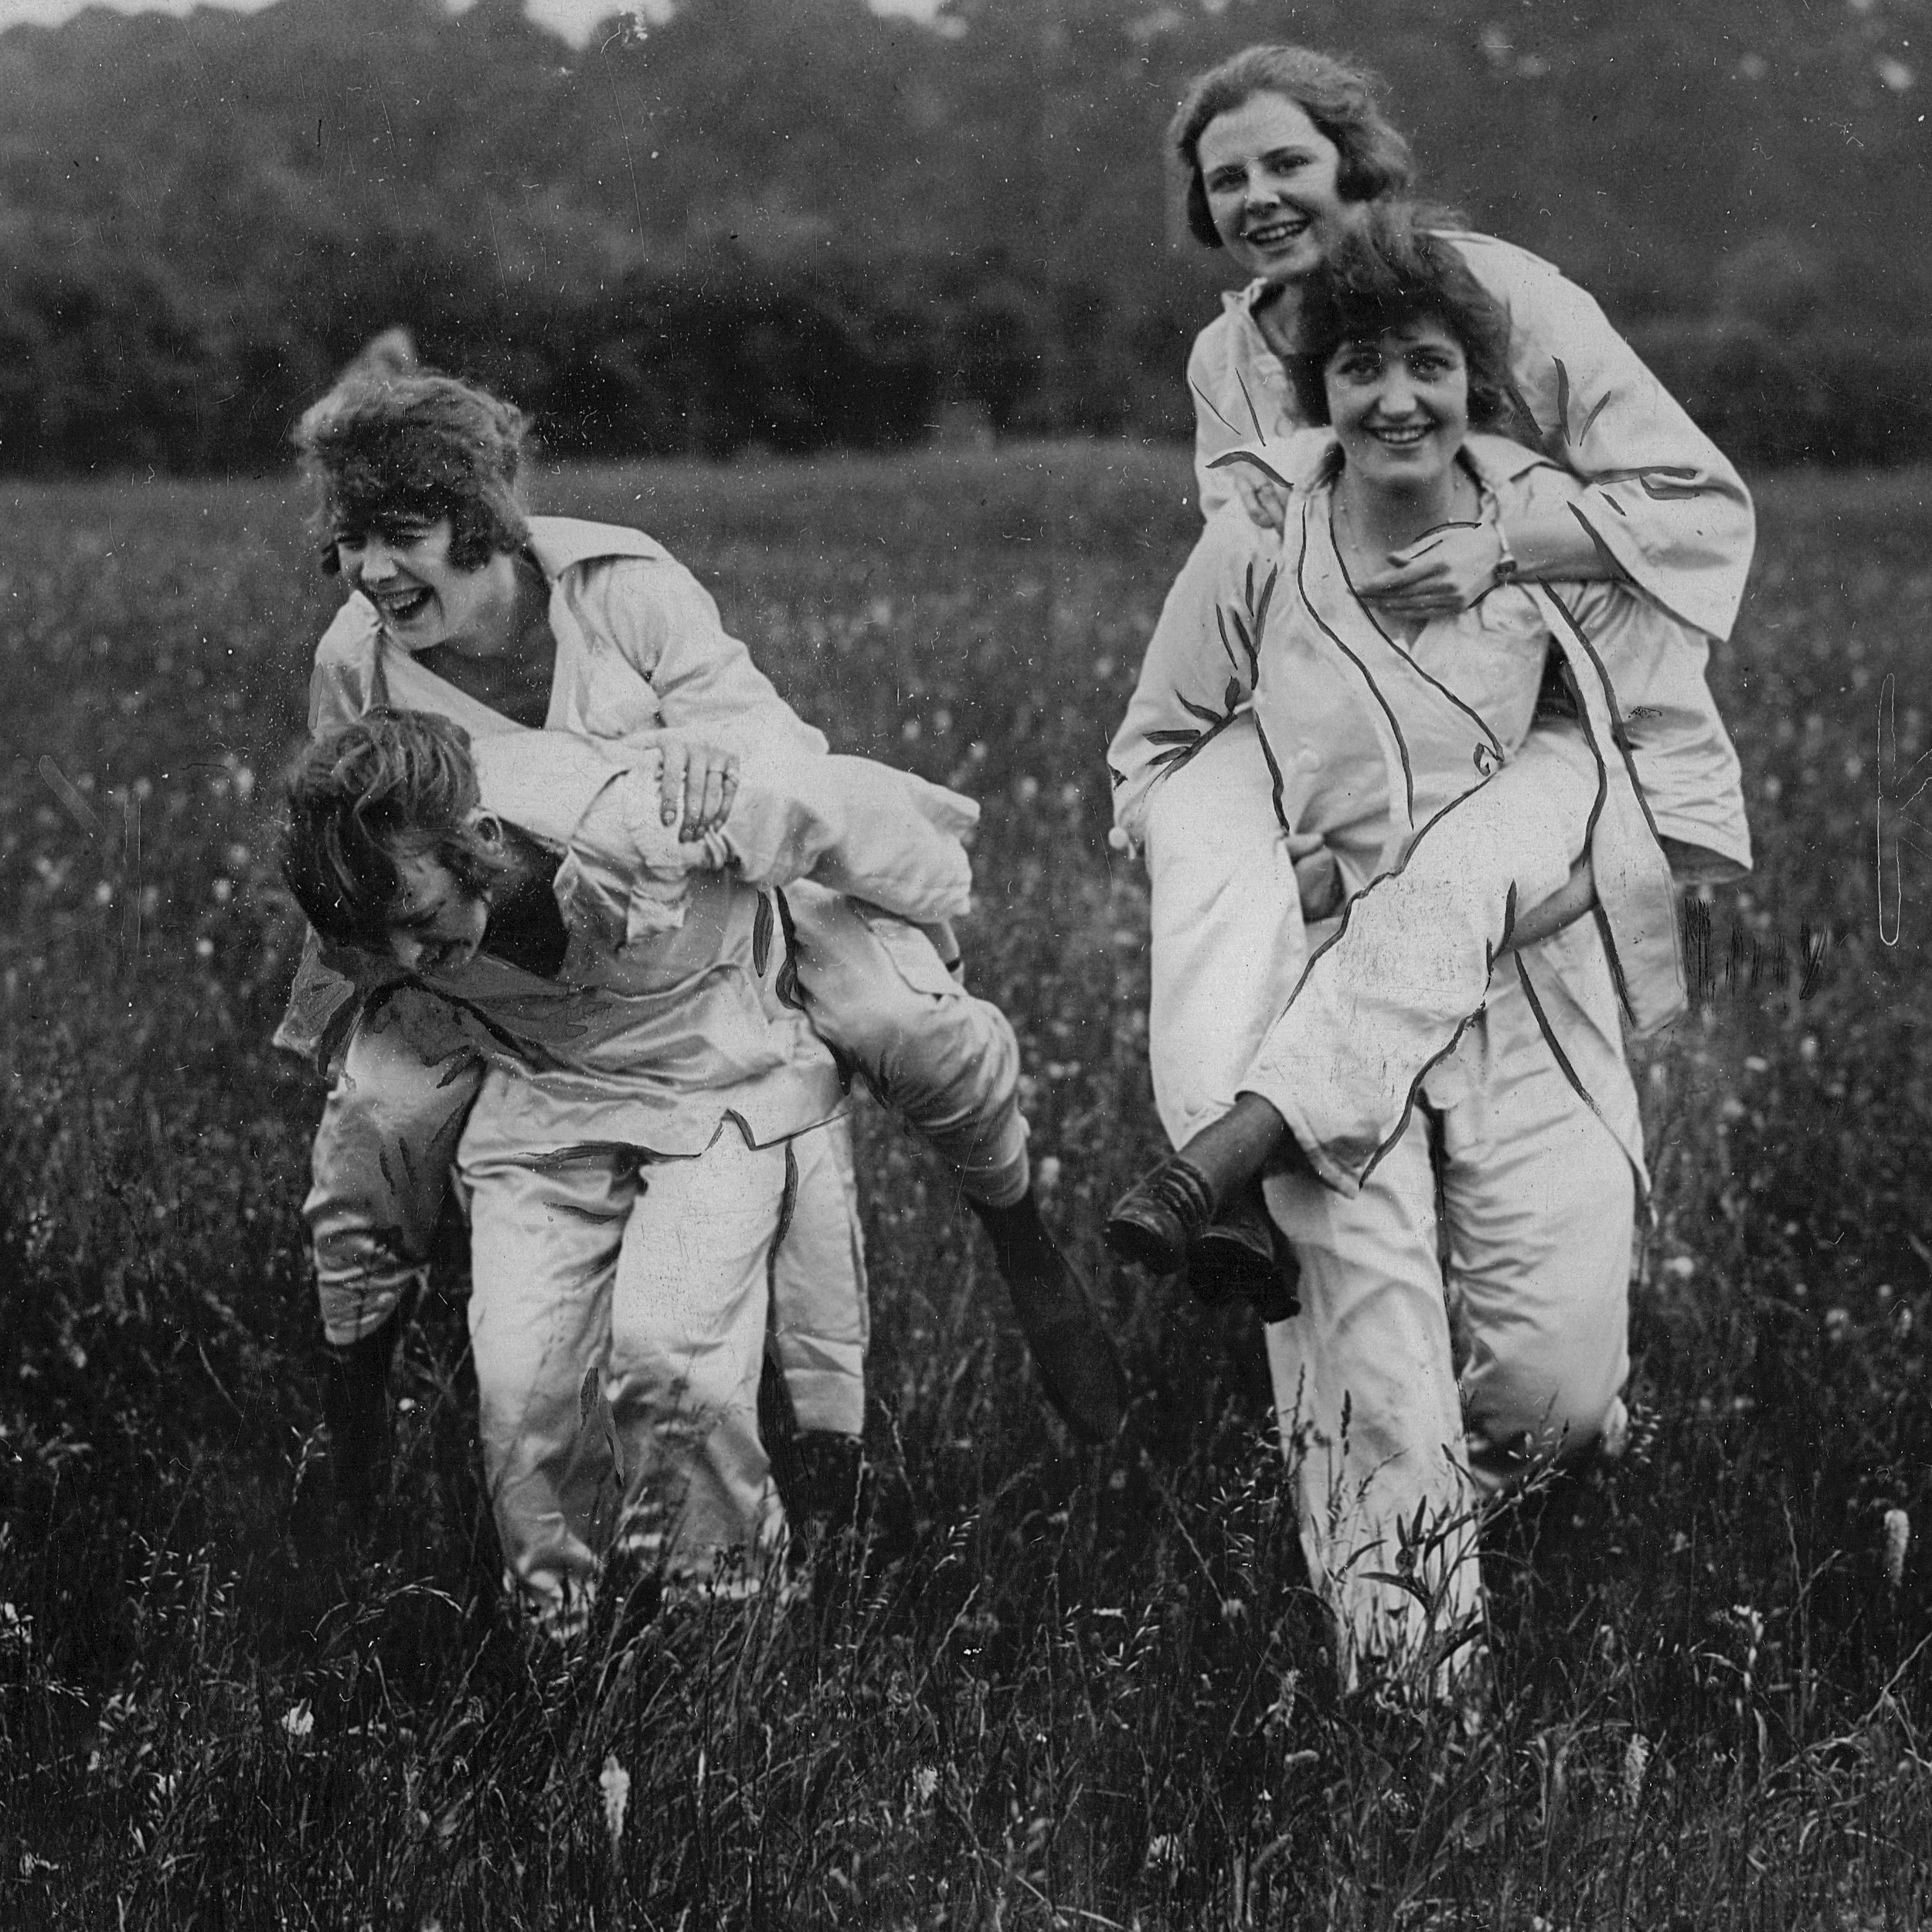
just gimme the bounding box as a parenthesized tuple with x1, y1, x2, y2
(281, 519, 1029, 1442)
(1111, 435, 1750, 1682)
(350, 730, 978, 1619)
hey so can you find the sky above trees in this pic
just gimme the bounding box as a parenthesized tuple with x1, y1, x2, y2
(0, 0, 938, 39)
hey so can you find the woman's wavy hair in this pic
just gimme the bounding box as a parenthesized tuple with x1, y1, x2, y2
(1287, 206, 1520, 435)
(280, 709, 509, 952)
(294, 367, 531, 575)
(1170, 44, 1415, 249)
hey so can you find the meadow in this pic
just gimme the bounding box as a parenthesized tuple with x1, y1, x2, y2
(2, 444, 1930, 1928)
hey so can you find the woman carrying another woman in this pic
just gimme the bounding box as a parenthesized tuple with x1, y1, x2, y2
(1128, 44, 1753, 1298)
(1106, 48, 1754, 1687)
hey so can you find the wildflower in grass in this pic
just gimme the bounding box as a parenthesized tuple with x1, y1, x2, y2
(600, 1753, 631, 1848)
(911, 1766, 938, 1805)
(281, 1700, 315, 1742)
(1884, 1509, 1911, 1590)
(1622, 1732, 1652, 1808)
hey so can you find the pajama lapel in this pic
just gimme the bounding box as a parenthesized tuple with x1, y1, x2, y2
(1291, 494, 1509, 872)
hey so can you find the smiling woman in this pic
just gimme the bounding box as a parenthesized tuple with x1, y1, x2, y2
(1107, 203, 1753, 1692)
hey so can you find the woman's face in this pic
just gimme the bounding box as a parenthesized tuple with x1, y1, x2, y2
(1198, 91, 1349, 287)
(335, 515, 518, 658)
(382, 842, 493, 977)
(1324, 318, 1471, 493)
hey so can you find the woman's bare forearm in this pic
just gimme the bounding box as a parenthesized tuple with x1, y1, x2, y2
(1503, 854, 1597, 953)
(1499, 509, 1625, 583)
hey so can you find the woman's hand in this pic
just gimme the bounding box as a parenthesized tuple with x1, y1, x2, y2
(656, 737, 740, 841)
(1354, 521, 1509, 620)
(1229, 462, 1291, 535)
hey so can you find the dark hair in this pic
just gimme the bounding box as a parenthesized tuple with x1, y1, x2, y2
(294, 370, 530, 575)
(1286, 206, 1518, 434)
(1170, 45, 1415, 250)
(280, 709, 508, 951)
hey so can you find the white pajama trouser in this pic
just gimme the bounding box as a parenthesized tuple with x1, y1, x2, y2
(305, 999, 871, 1436)
(1260, 980, 1633, 1684)
(454, 1094, 866, 1625)
(1143, 718, 1635, 1684)
(784, 882, 1031, 1209)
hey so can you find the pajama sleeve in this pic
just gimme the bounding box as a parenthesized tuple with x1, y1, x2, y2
(1448, 233, 1756, 641)
(487, 733, 979, 933)
(1108, 506, 1281, 851)
(1548, 578, 1753, 884)
(577, 558, 830, 760)
(1192, 318, 1272, 524)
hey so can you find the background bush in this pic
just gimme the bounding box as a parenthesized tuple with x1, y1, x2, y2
(1, 0, 1929, 474)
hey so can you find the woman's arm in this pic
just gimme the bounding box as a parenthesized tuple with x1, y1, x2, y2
(1454, 233, 1756, 640)
(585, 556, 829, 761)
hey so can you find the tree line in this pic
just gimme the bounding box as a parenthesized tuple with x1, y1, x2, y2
(1, 0, 1927, 473)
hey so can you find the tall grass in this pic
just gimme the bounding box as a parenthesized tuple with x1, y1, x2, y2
(1, 451, 1928, 1926)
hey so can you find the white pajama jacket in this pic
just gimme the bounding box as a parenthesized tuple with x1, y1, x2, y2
(380, 730, 977, 1617)
(1109, 436, 1750, 1682)
(282, 519, 1029, 1434)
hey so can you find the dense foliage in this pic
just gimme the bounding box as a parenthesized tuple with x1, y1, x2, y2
(1, 0, 1929, 472)
(1, 447, 1929, 1923)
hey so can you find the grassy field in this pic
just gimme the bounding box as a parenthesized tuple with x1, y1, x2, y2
(2, 445, 1930, 1927)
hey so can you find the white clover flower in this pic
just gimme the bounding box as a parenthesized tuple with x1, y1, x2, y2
(281, 1700, 315, 1741)
(911, 1766, 938, 1804)
(1884, 1509, 1911, 1590)
(600, 1753, 631, 1847)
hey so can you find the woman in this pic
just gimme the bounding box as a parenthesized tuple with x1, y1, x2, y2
(283, 710, 978, 1623)
(1108, 209, 1749, 1685)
